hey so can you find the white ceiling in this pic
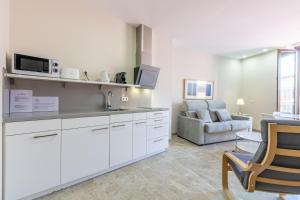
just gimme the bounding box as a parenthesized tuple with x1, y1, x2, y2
(96, 0, 300, 59)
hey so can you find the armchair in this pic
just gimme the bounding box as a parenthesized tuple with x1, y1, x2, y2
(222, 119, 300, 198)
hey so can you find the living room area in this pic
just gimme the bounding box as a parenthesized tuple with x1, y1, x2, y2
(1, 0, 300, 200)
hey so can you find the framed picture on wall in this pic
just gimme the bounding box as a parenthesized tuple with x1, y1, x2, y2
(184, 79, 214, 100)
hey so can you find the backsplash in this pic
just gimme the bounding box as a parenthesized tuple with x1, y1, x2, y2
(4, 79, 152, 113)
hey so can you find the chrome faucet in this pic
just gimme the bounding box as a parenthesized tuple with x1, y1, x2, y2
(106, 90, 113, 109)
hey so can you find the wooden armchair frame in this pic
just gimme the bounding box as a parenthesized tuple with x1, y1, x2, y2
(222, 123, 300, 198)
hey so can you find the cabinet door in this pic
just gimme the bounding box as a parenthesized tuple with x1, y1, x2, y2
(110, 122, 133, 167)
(147, 136, 169, 154)
(147, 124, 169, 140)
(5, 130, 61, 200)
(132, 120, 147, 159)
(61, 125, 109, 184)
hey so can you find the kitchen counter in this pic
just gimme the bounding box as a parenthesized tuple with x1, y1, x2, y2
(3, 107, 169, 123)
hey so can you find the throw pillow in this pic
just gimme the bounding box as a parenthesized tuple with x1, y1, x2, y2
(216, 109, 232, 121)
(209, 110, 219, 122)
(196, 110, 212, 123)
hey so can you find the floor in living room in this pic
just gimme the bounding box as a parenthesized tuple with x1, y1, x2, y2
(40, 136, 300, 200)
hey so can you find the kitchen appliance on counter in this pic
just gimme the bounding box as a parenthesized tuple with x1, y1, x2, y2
(11, 53, 60, 78)
(60, 68, 80, 80)
(100, 71, 110, 82)
(115, 72, 127, 84)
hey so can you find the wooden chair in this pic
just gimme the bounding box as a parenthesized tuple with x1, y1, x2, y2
(222, 119, 300, 199)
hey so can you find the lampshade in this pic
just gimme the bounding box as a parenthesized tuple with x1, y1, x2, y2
(237, 98, 245, 105)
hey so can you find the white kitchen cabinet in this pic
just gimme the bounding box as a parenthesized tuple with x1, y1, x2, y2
(132, 120, 147, 159)
(5, 119, 61, 136)
(147, 111, 169, 119)
(110, 121, 133, 167)
(147, 136, 169, 154)
(5, 130, 61, 200)
(62, 116, 109, 129)
(61, 125, 110, 184)
(147, 124, 169, 140)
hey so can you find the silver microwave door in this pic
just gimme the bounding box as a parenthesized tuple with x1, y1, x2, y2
(139, 69, 159, 89)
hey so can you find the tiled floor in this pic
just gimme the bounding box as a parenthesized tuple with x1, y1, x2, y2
(40, 136, 300, 200)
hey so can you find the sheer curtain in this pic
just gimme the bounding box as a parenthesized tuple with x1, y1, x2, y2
(277, 50, 297, 114)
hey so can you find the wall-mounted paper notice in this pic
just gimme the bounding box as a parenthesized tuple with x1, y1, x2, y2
(33, 97, 59, 112)
(10, 90, 33, 113)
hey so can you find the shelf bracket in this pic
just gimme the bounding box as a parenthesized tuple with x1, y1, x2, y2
(9, 78, 15, 85)
(125, 87, 128, 92)
(62, 82, 66, 88)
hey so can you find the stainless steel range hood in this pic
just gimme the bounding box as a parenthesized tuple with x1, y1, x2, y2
(136, 24, 152, 66)
(134, 24, 160, 89)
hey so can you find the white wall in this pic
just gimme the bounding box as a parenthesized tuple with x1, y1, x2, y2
(9, 0, 175, 138)
(217, 58, 242, 113)
(0, 0, 10, 197)
(151, 32, 173, 136)
(241, 51, 277, 130)
(10, 0, 136, 82)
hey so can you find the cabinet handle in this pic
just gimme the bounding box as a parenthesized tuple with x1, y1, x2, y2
(135, 122, 146, 125)
(112, 124, 126, 128)
(154, 119, 163, 122)
(154, 126, 164, 129)
(154, 138, 163, 143)
(154, 113, 163, 115)
(33, 133, 58, 139)
(91, 127, 109, 132)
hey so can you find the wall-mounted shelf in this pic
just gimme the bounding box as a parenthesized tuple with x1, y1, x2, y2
(4, 73, 140, 88)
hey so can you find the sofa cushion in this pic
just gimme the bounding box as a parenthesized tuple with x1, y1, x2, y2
(231, 120, 251, 131)
(206, 100, 226, 110)
(209, 110, 219, 122)
(196, 110, 212, 123)
(216, 109, 232, 121)
(183, 100, 208, 111)
(204, 121, 231, 133)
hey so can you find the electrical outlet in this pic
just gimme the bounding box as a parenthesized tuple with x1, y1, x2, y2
(121, 96, 129, 102)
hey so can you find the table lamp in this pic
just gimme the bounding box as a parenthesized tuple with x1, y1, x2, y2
(237, 98, 245, 114)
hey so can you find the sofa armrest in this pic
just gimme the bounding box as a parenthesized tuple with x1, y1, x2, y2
(177, 115, 205, 145)
(231, 115, 251, 121)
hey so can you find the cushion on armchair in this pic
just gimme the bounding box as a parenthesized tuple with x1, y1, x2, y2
(228, 152, 253, 189)
(196, 110, 212, 123)
(216, 109, 232, 121)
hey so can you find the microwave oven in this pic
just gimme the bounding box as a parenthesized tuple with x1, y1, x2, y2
(11, 53, 60, 78)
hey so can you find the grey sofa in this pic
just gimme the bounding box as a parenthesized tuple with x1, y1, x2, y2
(177, 100, 251, 145)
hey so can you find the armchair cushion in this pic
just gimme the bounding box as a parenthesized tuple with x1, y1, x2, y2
(231, 120, 251, 131)
(216, 109, 232, 121)
(204, 121, 231, 133)
(228, 152, 253, 189)
(196, 110, 212, 123)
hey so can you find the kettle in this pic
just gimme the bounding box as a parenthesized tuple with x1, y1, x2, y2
(100, 71, 110, 82)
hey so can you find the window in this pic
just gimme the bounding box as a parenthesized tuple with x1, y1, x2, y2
(277, 50, 297, 114)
